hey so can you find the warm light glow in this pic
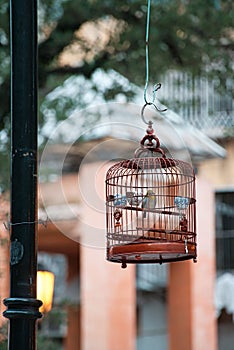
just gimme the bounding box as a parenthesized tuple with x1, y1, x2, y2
(37, 270, 55, 313)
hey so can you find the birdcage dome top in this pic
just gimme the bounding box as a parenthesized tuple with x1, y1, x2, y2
(106, 156, 194, 174)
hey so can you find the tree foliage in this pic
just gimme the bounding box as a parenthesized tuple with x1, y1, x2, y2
(1, 0, 234, 123)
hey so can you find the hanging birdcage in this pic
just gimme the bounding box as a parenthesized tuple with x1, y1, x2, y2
(105, 120, 196, 268)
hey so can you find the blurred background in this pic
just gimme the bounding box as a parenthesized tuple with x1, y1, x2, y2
(0, 0, 233, 349)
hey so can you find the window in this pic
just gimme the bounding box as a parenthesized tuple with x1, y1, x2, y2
(216, 191, 234, 271)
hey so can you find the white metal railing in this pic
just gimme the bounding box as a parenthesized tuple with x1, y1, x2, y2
(159, 70, 234, 137)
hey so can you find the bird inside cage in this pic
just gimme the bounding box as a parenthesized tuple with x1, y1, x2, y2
(142, 190, 156, 218)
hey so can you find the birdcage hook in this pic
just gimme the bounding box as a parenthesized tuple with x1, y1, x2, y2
(141, 100, 167, 127)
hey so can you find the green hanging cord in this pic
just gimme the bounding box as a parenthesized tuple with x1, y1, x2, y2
(144, 0, 151, 104)
(142, 0, 167, 119)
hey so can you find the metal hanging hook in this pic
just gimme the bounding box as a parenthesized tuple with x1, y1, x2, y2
(141, 103, 153, 125)
(141, 101, 167, 126)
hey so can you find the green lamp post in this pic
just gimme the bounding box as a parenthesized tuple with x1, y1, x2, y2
(3, 0, 42, 348)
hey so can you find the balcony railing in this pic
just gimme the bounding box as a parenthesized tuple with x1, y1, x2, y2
(159, 70, 234, 138)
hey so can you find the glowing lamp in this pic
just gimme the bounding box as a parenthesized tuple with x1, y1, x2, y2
(37, 267, 55, 314)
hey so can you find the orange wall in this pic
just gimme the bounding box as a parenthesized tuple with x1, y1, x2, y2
(191, 177, 217, 350)
(168, 261, 192, 350)
(79, 162, 136, 350)
(198, 138, 234, 188)
(81, 246, 136, 350)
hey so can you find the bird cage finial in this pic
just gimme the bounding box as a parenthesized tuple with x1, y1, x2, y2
(135, 105, 166, 159)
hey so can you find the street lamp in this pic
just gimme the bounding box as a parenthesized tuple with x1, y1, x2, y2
(37, 266, 55, 314)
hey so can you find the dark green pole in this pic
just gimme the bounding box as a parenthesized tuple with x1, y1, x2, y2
(3, 0, 42, 349)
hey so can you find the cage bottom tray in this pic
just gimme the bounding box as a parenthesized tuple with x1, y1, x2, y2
(107, 239, 197, 266)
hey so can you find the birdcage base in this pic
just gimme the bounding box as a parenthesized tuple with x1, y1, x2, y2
(107, 241, 197, 268)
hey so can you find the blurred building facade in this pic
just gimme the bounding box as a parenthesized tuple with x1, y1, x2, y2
(36, 93, 225, 350)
